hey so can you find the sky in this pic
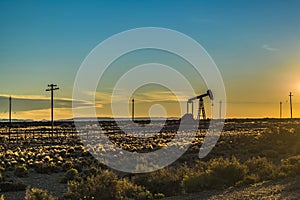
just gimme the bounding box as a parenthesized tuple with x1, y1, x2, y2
(0, 0, 300, 120)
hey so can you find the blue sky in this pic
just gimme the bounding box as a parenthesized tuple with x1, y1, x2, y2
(0, 0, 300, 119)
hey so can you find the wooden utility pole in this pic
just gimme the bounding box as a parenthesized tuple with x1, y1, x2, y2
(132, 98, 135, 121)
(8, 96, 12, 139)
(9, 96, 11, 124)
(46, 84, 59, 136)
(280, 101, 282, 119)
(219, 100, 222, 120)
(289, 92, 293, 119)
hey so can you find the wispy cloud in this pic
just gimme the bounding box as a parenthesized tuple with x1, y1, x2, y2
(0, 94, 93, 112)
(262, 44, 279, 52)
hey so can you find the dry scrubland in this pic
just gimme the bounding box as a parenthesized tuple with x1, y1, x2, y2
(0, 119, 300, 200)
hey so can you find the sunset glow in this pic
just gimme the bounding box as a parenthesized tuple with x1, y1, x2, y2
(1, 1, 300, 120)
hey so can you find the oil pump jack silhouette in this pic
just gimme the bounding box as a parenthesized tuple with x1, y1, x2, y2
(186, 90, 214, 120)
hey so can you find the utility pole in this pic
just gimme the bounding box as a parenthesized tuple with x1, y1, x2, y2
(280, 101, 282, 119)
(46, 84, 59, 136)
(289, 92, 293, 119)
(219, 100, 222, 120)
(8, 96, 12, 139)
(132, 98, 135, 122)
(9, 96, 11, 124)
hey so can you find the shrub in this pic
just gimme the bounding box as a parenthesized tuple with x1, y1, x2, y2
(154, 193, 165, 199)
(116, 178, 153, 200)
(14, 165, 28, 177)
(61, 168, 78, 183)
(64, 170, 152, 200)
(82, 166, 99, 178)
(64, 170, 119, 199)
(62, 161, 73, 171)
(182, 156, 247, 193)
(208, 156, 248, 187)
(245, 157, 278, 181)
(25, 187, 57, 200)
(280, 155, 300, 176)
(132, 166, 191, 196)
(182, 172, 213, 193)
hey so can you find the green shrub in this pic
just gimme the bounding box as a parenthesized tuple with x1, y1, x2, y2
(82, 166, 99, 178)
(25, 187, 57, 200)
(14, 165, 28, 177)
(245, 157, 278, 181)
(62, 161, 73, 171)
(182, 172, 213, 193)
(116, 178, 153, 200)
(132, 167, 183, 196)
(64, 170, 152, 200)
(208, 156, 248, 186)
(61, 168, 78, 183)
(65, 170, 117, 200)
(154, 193, 165, 199)
(182, 156, 247, 193)
(280, 155, 300, 176)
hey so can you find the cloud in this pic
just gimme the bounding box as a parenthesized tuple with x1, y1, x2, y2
(262, 44, 279, 52)
(136, 91, 191, 103)
(0, 94, 94, 113)
(0, 108, 74, 121)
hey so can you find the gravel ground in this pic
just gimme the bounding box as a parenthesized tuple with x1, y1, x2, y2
(2, 171, 67, 200)
(2, 171, 300, 200)
(163, 176, 300, 200)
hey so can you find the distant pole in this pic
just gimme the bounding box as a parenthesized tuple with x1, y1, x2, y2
(9, 96, 12, 124)
(280, 101, 282, 119)
(46, 84, 59, 136)
(289, 92, 293, 119)
(211, 101, 214, 120)
(132, 98, 135, 121)
(186, 101, 189, 114)
(219, 100, 222, 120)
(8, 96, 12, 139)
(191, 102, 194, 118)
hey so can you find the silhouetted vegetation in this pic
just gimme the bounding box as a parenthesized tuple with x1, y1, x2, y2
(1, 119, 300, 199)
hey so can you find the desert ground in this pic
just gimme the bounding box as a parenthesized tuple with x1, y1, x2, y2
(0, 119, 300, 200)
